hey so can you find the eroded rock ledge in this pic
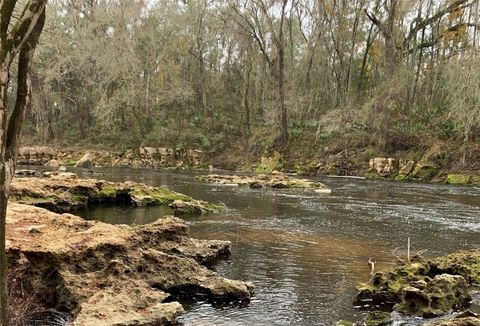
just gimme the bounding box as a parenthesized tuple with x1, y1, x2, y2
(352, 251, 480, 325)
(7, 204, 253, 325)
(10, 173, 222, 215)
(196, 172, 331, 193)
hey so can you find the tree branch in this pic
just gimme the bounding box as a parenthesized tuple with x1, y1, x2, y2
(405, 0, 470, 43)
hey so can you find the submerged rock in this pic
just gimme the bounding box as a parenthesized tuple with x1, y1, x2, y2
(355, 251, 480, 320)
(11, 174, 223, 215)
(426, 310, 480, 326)
(364, 311, 391, 326)
(197, 172, 330, 192)
(6, 204, 253, 325)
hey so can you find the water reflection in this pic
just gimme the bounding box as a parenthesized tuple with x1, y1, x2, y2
(72, 167, 480, 325)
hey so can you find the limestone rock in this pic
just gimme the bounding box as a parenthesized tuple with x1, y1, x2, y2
(368, 157, 398, 177)
(10, 174, 223, 215)
(18, 146, 56, 165)
(410, 160, 438, 181)
(197, 172, 330, 192)
(75, 151, 96, 168)
(447, 174, 472, 185)
(6, 204, 253, 325)
(45, 159, 60, 169)
(399, 160, 416, 176)
(355, 251, 480, 319)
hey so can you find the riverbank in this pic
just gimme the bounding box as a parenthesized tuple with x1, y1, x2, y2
(16, 145, 480, 186)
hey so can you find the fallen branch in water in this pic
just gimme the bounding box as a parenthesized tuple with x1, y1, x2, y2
(392, 247, 405, 264)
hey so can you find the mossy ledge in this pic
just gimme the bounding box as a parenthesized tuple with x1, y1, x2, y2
(354, 251, 480, 321)
(11, 172, 223, 216)
(196, 171, 331, 193)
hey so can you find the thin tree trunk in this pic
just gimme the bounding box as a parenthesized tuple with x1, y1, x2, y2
(0, 6, 46, 323)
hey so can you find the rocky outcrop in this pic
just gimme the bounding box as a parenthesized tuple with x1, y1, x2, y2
(18, 146, 56, 165)
(6, 203, 253, 325)
(355, 251, 480, 319)
(369, 157, 398, 176)
(17, 146, 205, 169)
(197, 172, 331, 193)
(11, 173, 223, 215)
(74, 151, 96, 168)
(447, 174, 480, 186)
(366, 157, 439, 181)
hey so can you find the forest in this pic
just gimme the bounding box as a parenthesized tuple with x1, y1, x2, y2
(1, 1, 480, 325)
(19, 0, 480, 169)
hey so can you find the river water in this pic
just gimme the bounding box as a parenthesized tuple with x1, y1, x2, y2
(74, 168, 480, 325)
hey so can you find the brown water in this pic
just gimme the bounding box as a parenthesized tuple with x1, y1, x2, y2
(73, 167, 480, 325)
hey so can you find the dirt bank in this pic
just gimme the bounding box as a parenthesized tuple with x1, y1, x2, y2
(6, 203, 253, 325)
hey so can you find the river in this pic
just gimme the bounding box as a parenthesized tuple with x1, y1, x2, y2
(73, 167, 480, 325)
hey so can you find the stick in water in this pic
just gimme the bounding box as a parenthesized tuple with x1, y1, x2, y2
(407, 237, 411, 262)
(368, 258, 376, 276)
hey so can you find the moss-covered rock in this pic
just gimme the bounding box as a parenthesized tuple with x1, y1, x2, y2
(11, 174, 223, 216)
(395, 174, 408, 181)
(336, 320, 355, 326)
(410, 160, 438, 181)
(355, 251, 480, 319)
(395, 274, 470, 317)
(130, 187, 191, 206)
(471, 176, 480, 185)
(96, 186, 117, 201)
(430, 251, 480, 284)
(254, 152, 283, 174)
(447, 174, 472, 185)
(197, 172, 331, 192)
(425, 310, 480, 326)
(169, 199, 224, 216)
(364, 171, 385, 180)
(364, 311, 391, 326)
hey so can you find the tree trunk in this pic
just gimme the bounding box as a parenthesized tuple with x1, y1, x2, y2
(0, 4, 46, 323)
(242, 48, 252, 139)
(0, 62, 9, 326)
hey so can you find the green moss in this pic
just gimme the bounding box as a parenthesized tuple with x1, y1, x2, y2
(96, 187, 117, 201)
(364, 171, 383, 180)
(336, 321, 354, 326)
(447, 174, 471, 185)
(471, 176, 480, 185)
(254, 153, 283, 174)
(364, 311, 391, 326)
(395, 174, 408, 181)
(433, 251, 480, 284)
(410, 160, 438, 181)
(63, 159, 77, 166)
(131, 187, 192, 207)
